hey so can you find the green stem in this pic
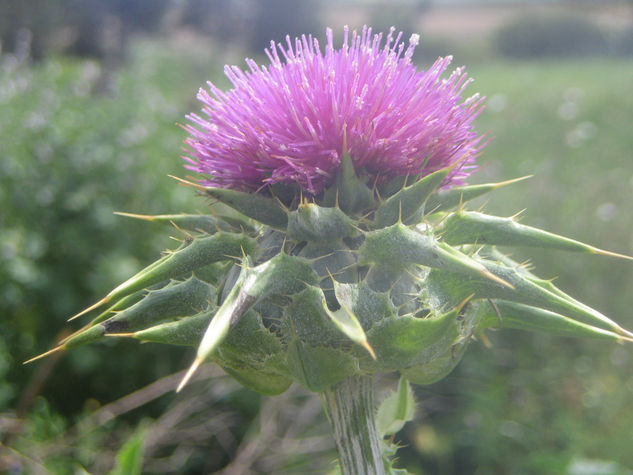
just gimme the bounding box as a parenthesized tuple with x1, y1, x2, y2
(322, 374, 385, 475)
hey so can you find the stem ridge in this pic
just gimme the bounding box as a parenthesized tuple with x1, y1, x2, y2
(323, 375, 385, 475)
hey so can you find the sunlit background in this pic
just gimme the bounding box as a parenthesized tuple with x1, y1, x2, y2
(2, 1, 633, 473)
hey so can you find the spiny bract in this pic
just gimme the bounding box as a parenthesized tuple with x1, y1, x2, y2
(36, 159, 632, 395)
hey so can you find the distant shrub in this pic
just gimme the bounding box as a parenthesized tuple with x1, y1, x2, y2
(180, 0, 324, 55)
(180, 0, 250, 47)
(494, 14, 609, 59)
(0, 51, 199, 416)
(614, 27, 633, 56)
(366, 1, 430, 44)
(247, 0, 323, 53)
(0, 0, 170, 59)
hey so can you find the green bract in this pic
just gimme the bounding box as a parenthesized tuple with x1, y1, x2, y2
(32, 159, 633, 395)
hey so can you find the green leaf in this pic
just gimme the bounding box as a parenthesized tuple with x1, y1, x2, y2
(195, 253, 318, 365)
(220, 309, 285, 365)
(424, 175, 531, 213)
(105, 277, 214, 333)
(401, 341, 467, 385)
(387, 469, 412, 475)
(109, 426, 146, 475)
(359, 223, 511, 288)
(64, 277, 215, 347)
(298, 241, 359, 308)
(328, 281, 395, 329)
(364, 308, 460, 371)
(56, 291, 143, 346)
(70, 232, 255, 320)
(211, 310, 290, 395)
(114, 211, 250, 234)
(87, 292, 145, 327)
(477, 300, 627, 341)
(373, 166, 451, 229)
(287, 203, 356, 241)
(204, 186, 289, 229)
(439, 210, 632, 259)
(322, 153, 376, 214)
(377, 174, 417, 198)
(193, 261, 234, 287)
(376, 376, 416, 437)
(427, 259, 631, 337)
(282, 286, 343, 346)
(285, 342, 358, 392)
(131, 307, 215, 346)
(322, 281, 376, 359)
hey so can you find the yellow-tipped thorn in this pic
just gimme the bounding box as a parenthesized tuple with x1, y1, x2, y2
(591, 247, 633, 261)
(479, 331, 493, 348)
(492, 175, 533, 189)
(362, 340, 377, 360)
(24, 346, 65, 364)
(68, 296, 110, 321)
(509, 208, 526, 221)
(113, 211, 157, 221)
(487, 298, 502, 324)
(176, 357, 203, 393)
(481, 269, 515, 289)
(456, 293, 475, 314)
(476, 199, 490, 213)
(103, 333, 135, 337)
(617, 326, 633, 340)
(169, 220, 193, 241)
(457, 192, 465, 212)
(169, 175, 207, 191)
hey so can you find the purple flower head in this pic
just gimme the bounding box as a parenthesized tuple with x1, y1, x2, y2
(184, 26, 487, 195)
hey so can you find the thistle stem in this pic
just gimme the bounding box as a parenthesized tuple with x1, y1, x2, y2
(322, 375, 385, 475)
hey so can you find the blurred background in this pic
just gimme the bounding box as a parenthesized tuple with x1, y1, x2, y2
(1, 0, 633, 473)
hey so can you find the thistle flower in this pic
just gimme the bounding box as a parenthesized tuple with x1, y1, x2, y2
(31, 26, 632, 475)
(184, 26, 485, 194)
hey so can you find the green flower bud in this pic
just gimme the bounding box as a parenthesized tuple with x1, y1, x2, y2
(30, 171, 632, 392)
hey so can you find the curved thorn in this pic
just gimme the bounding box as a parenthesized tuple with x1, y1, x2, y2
(457, 293, 476, 314)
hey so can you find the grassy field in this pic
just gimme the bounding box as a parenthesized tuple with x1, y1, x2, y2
(403, 58, 633, 475)
(473, 59, 633, 318)
(2, 45, 633, 473)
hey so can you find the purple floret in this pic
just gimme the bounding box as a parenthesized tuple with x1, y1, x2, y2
(184, 26, 487, 194)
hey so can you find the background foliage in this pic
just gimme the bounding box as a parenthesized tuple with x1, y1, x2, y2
(2, 1, 633, 473)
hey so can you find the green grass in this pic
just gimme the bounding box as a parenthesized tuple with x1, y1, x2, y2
(399, 59, 633, 474)
(472, 60, 633, 317)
